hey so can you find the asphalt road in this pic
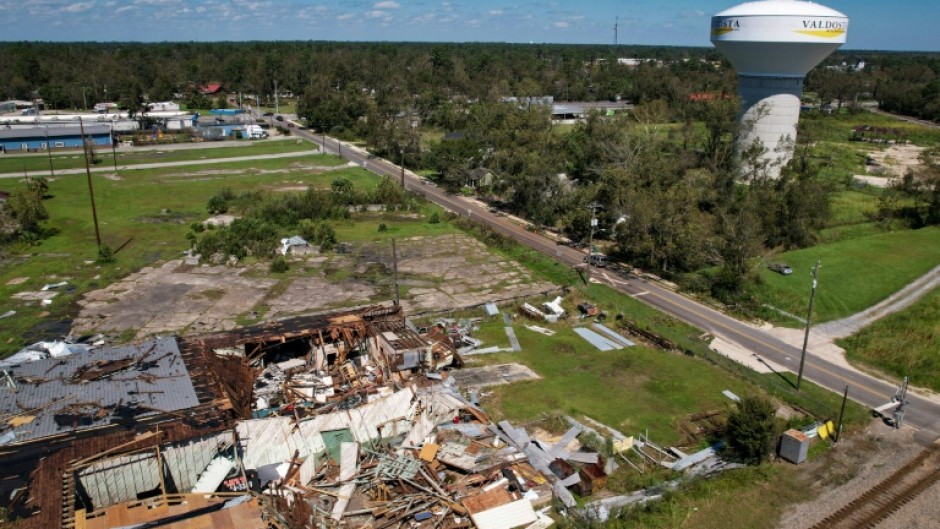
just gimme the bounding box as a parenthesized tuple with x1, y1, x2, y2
(277, 117, 940, 437)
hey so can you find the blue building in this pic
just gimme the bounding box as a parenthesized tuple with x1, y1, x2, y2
(0, 125, 113, 153)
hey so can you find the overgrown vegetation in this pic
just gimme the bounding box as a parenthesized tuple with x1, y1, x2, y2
(191, 176, 420, 262)
(840, 286, 940, 392)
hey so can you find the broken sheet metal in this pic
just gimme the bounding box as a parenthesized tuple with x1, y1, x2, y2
(471, 499, 538, 529)
(572, 327, 623, 351)
(591, 323, 636, 347)
(238, 386, 417, 470)
(0, 337, 199, 446)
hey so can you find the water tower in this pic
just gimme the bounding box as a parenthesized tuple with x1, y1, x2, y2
(711, 0, 848, 177)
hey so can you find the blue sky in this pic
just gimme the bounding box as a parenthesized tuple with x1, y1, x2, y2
(1, 0, 937, 51)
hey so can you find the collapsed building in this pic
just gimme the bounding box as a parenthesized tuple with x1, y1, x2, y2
(1, 302, 727, 529)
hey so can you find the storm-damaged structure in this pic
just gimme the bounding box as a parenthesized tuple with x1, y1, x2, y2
(4, 302, 703, 529)
(0, 305, 472, 528)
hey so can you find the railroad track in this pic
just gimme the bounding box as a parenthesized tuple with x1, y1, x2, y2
(809, 444, 940, 529)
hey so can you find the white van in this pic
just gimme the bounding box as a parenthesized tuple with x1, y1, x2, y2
(583, 254, 607, 268)
(245, 125, 268, 139)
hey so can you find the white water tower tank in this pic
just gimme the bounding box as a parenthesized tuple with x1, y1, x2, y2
(711, 0, 848, 177)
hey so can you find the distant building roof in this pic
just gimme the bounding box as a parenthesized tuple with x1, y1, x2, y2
(0, 124, 112, 140)
(0, 337, 200, 446)
(200, 83, 224, 95)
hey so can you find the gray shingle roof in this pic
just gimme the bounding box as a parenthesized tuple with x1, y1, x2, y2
(0, 337, 199, 446)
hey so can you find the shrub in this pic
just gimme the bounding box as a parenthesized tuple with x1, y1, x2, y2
(207, 194, 228, 214)
(96, 244, 115, 264)
(378, 223, 388, 232)
(270, 255, 289, 273)
(725, 394, 777, 464)
(428, 212, 441, 224)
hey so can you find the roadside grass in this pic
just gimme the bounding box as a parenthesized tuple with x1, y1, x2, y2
(0, 154, 377, 354)
(0, 138, 315, 174)
(751, 226, 940, 325)
(256, 102, 298, 115)
(453, 218, 868, 444)
(839, 286, 940, 392)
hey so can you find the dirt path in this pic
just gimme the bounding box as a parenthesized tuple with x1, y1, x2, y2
(816, 264, 940, 339)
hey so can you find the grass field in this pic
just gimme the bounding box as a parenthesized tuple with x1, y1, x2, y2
(839, 286, 940, 392)
(472, 315, 751, 445)
(0, 138, 315, 174)
(0, 153, 374, 352)
(752, 226, 940, 325)
(800, 110, 940, 146)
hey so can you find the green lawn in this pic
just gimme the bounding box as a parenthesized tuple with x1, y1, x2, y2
(0, 138, 316, 174)
(0, 153, 372, 353)
(752, 226, 940, 325)
(839, 286, 940, 392)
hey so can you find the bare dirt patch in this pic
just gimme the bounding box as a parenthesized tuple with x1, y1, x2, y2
(71, 234, 557, 339)
(857, 144, 926, 186)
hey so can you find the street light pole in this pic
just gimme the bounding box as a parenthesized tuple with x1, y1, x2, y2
(796, 260, 821, 391)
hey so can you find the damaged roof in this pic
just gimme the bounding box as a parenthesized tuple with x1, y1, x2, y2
(0, 337, 199, 446)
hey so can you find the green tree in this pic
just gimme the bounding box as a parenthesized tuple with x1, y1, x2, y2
(725, 394, 777, 464)
(6, 190, 48, 236)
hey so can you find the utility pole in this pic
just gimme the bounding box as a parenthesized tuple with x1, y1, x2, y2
(614, 16, 619, 47)
(110, 123, 118, 172)
(391, 238, 400, 307)
(836, 385, 849, 442)
(400, 147, 405, 188)
(796, 260, 821, 391)
(78, 117, 102, 248)
(586, 202, 602, 256)
(44, 130, 55, 178)
(274, 80, 279, 115)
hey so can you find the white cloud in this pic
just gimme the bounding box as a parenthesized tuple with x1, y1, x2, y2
(366, 10, 386, 18)
(373, 1, 399, 8)
(554, 21, 569, 28)
(682, 10, 705, 18)
(337, 12, 355, 20)
(61, 2, 94, 13)
(487, 10, 502, 16)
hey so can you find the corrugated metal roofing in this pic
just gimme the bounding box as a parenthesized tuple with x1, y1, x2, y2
(572, 327, 622, 351)
(0, 337, 199, 445)
(591, 323, 636, 347)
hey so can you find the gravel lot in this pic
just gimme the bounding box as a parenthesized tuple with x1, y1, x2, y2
(778, 422, 939, 529)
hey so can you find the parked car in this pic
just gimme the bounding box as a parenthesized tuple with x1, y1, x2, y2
(275, 115, 284, 121)
(768, 263, 793, 275)
(583, 254, 608, 268)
